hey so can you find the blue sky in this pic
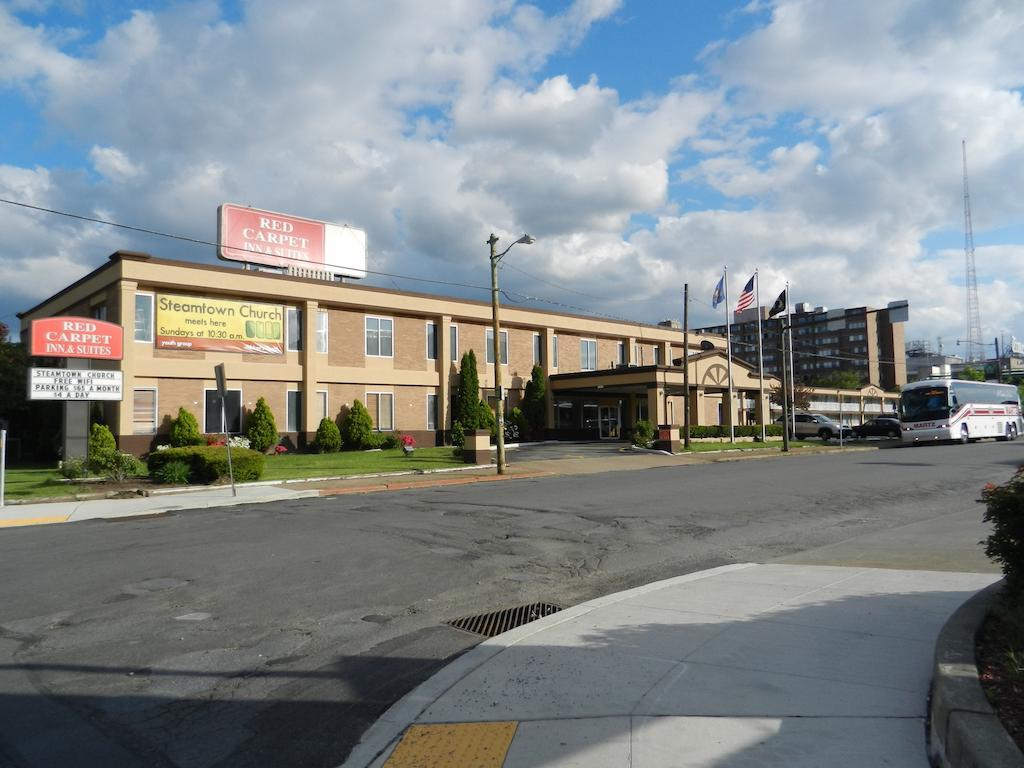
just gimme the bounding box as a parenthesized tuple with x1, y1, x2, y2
(1, 0, 1023, 353)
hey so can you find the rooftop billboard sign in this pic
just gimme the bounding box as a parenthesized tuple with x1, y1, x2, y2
(30, 317, 124, 360)
(217, 204, 367, 279)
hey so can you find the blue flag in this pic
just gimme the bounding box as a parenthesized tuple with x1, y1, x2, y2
(711, 276, 725, 309)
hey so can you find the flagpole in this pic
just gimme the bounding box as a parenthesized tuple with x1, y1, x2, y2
(786, 280, 796, 439)
(755, 269, 765, 442)
(724, 266, 735, 443)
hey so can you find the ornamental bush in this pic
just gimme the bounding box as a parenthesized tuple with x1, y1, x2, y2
(169, 407, 203, 447)
(982, 469, 1024, 601)
(450, 420, 466, 449)
(87, 423, 118, 473)
(522, 365, 547, 436)
(153, 459, 191, 485)
(632, 420, 654, 448)
(105, 452, 147, 482)
(246, 397, 278, 453)
(341, 400, 373, 449)
(147, 446, 265, 484)
(315, 417, 342, 453)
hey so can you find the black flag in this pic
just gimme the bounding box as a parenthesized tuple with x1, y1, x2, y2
(768, 289, 787, 318)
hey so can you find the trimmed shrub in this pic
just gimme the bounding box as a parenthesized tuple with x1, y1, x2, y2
(632, 420, 654, 448)
(507, 407, 528, 442)
(450, 421, 466, 449)
(315, 417, 342, 453)
(87, 423, 117, 473)
(169, 407, 203, 447)
(105, 452, 147, 482)
(682, 424, 785, 439)
(477, 401, 497, 440)
(59, 457, 88, 480)
(363, 431, 386, 449)
(246, 397, 278, 453)
(455, 350, 481, 428)
(983, 469, 1024, 601)
(154, 459, 191, 485)
(380, 433, 400, 450)
(147, 446, 265, 484)
(522, 365, 547, 436)
(341, 399, 373, 449)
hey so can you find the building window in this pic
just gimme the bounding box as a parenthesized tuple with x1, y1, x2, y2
(316, 310, 328, 353)
(580, 339, 597, 371)
(316, 390, 328, 422)
(637, 399, 648, 423)
(618, 341, 626, 365)
(552, 335, 559, 368)
(426, 322, 438, 360)
(287, 308, 303, 352)
(287, 390, 303, 432)
(366, 392, 394, 431)
(654, 346, 662, 366)
(91, 303, 108, 321)
(204, 389, 242, 434)
(533, 333, 542, 365)
(366, 316, 393, 357)
(485, 328, 509, 364)
(134, 294, 153, 343)
(427, 394, 438, 430)
(132, 389, 157, 434)
(450, 325, 459, 362)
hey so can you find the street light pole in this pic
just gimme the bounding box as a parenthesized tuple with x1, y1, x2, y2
(488, 232, 535, 475)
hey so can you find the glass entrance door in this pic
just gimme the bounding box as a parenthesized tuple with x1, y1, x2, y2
(599, 405, 620, 439)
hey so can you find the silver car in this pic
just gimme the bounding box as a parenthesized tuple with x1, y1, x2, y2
(776, 413, 854, 440)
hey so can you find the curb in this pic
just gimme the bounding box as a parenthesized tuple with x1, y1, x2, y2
(316, 471, 552, 496)
(929, 579, 1024, 768)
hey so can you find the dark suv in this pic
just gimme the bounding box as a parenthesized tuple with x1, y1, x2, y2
(852, 416, 902, 439)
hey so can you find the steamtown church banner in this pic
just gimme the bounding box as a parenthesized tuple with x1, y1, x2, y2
(155, 294, 284, 354)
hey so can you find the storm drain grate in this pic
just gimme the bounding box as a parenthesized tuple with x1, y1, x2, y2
(445, 602, 562, 638)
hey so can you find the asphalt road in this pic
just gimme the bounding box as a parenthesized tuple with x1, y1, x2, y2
(0, 441, 1017, 767)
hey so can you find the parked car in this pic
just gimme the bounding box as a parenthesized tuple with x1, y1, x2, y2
(775, 413, 854, 440)
(852, 416, 902, 439)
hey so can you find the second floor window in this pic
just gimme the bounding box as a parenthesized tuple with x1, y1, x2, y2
(316, 310, 328, 353)
(552, 335, 559, 367)
(287, 308, 303, 352)
(580, 339, 597, 371)
(485, 328, 509, 364)
(533, 333, 542, 365)
(450, 325, 459, 361)
(426, 322, 438, 360)
(366, 316, 393, 357)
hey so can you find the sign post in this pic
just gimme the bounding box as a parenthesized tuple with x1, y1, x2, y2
(1, 429, 6, 509)
(215, 364, 236, 497)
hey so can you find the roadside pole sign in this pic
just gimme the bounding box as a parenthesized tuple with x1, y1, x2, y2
(27, 368, 123, 401)
(214, 363, 236, 497)
(1, 428, 6, 509)
(30, 317, 124, 360)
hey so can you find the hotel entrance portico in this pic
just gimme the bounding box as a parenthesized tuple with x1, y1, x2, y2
(548, 350, 776, 443)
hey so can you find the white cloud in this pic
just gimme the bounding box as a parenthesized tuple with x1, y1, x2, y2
(89, 146, 145, 181)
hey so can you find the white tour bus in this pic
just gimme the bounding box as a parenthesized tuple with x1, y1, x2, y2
(900, 378, 1023, 444)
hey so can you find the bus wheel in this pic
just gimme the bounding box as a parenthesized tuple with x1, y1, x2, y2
(960, 425, 970, 444)
(1013, 425, 1019, 441)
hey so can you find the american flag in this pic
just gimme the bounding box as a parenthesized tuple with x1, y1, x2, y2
(735, 274, 755, 313)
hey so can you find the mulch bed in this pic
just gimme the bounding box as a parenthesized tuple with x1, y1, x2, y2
(977, 606, 1024, 751)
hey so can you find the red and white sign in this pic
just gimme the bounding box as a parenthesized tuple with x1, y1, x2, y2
(31, 318, 124, 360)
(217, 204, 367, 279)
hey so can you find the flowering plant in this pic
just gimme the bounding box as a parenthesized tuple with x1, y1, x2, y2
(274, 444, 288, 454)
(401, 434, 416, 448)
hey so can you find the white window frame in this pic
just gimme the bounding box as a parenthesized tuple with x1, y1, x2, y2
(450, 324, 459, 362)
(552, 335, 559, 368)
(426, 321, 438, 361)
(203, 388, 243, 434)
(287, 389, 302, 432)
(132, 387, 158, 434)
(427, 393, 438, 431)
(134, 293, 154, 343)
(316, 390, 328, 422)
(315, 309, 328, 353)
(286, 307, 303, 352)
(366, 391, 395, 432)
(485, 328, 509, 365)
(580, 338, 597, 371)
(365, 316, 394, 358)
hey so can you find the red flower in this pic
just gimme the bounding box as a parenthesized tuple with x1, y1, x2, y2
(401, 434, 416, 447)
(274, 445, 288, 454)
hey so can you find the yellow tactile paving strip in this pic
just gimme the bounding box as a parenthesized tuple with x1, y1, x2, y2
(383, 722, 518, 768)
(0, 515, 68, 528)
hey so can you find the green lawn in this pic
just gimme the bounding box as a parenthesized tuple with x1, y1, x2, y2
(260, 447, 465, 481)
(678, 440, 846, 453)
(2, 466, 83, 501)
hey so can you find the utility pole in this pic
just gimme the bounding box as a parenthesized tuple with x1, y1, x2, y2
(683, 284, 691, 449)
(488, 234, 507, 475)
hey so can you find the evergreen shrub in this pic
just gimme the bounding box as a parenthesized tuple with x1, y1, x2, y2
(246, 397, 278, 453)
(983, 469, 1024, 601)
(315, 417, 342, 453)
(341, 400, 374, 449)
(147, 446, 265, 484)
(87, 423, 117, 473)
(169, 407, 203, 447)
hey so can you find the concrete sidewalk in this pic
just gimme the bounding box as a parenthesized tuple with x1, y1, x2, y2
(343, 563, 999, 768)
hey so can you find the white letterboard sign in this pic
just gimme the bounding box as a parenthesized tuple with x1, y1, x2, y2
(28, 368, 123, 401)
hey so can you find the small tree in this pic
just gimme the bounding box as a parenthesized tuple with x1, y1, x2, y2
(813, 370, 863, 390)
(522, 364, 547, 436)
(87, 423, 117, 473)
(340, 399, 373, 449)
(769, 381, 814, 412)
(246, 397, 278, 452)
(959, 365, 986, 382)
(315, 417, 342, 453)
(455, 350, 481, 428)
(169, 407, 203, 447)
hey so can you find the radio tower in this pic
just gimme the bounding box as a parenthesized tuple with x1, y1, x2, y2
(962, 139, 983, 362)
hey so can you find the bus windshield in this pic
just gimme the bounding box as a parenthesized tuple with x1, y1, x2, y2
(900, 386, 951, 422)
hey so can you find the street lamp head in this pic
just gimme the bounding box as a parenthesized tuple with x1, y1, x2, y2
(516, 234, 536, 245)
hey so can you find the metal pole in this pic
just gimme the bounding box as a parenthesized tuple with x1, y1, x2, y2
(755, 270, 765, 442)
(787, 280, 796, 438)
(724, 266, 735, 443)
(779, 322, 790, 452)
(488, 234, 506, 475)
(222, 400, 236, 496)
(0, 429, 6, 508)
(683, 284, 691, 449)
